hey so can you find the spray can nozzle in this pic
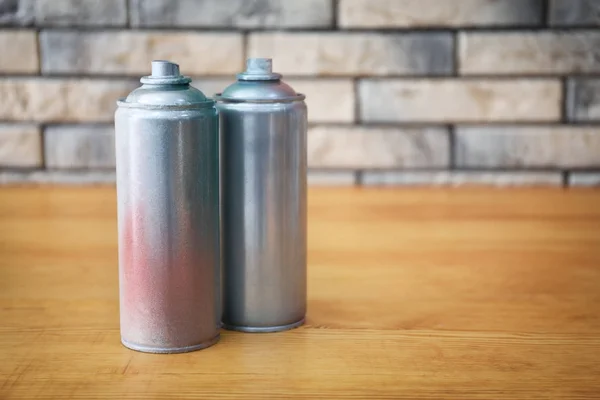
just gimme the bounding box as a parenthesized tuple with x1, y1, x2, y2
(151, 60, 180, 77)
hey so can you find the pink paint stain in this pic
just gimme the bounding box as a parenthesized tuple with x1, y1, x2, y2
(121, 203, 160, 344)
(121, 202, 216, 348)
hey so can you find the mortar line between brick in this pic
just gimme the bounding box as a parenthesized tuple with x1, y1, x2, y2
(126, 0, 132, 29)
(1, 167, 568, 174)
(359, 167, 569, 173)
(8, 26, 590, 32)
(348, 75, 569, 80)
(41, 167, 117, 171)
(561, 76, 569, 123)
(541, 0, 550, 27)
(352, 77, 360, 123)
(40, 123, 47, 170)
(37, 122, 114, 128)
(2, 73, 599, 80)
(312, 120, 600, 127)
(448, 125, 456, 169)
(447, 167, 571, 173)
(7, 121, 600, 128)
(355, 170, 364, 186)
(242, 31, 249, 63)
(34, 29, 42, 77)
(0, 167, 46, 173)
(562, 171, 570, 187)
(3, 22, 600, 32)
(332, 0, 339, 29)
(359, 167, 600, 173)
(308, 167, 359, 172)
(6, 121, 600, 128)
(452, 31, 459, 76)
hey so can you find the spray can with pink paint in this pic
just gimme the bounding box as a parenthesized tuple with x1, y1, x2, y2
(115, 60, 220, 353)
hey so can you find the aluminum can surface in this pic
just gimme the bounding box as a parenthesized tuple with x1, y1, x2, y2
(115, 61, 220, 353)
(217, 58, 307, 332)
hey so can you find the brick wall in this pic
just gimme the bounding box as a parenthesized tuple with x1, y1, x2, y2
(1, 0, 600, 187)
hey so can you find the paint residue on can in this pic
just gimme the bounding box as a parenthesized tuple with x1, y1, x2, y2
(116, 60, 220, 353)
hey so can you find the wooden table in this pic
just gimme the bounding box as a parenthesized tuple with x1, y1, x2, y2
(1, 187, 599, 399)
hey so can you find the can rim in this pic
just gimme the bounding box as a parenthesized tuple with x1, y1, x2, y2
(116, 98, 216, 109)
(214, 93, 306, 104)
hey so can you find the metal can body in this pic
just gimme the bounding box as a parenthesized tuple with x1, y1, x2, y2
(218, 59, 307, 332)
(115, 61, 220, 353)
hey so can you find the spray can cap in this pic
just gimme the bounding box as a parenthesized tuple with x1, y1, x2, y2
(217, 58, 304, 102)
(151, 60, 180, 77)
(140, 60, 191, 85)
(237, 58, 282, 81)
(119, 60, 212, 107)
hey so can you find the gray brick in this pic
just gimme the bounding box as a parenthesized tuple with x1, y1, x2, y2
(456, 126, 600, 168)
(249, 32, 453, 76)
(0, 30, 37, 73)
(45, 125, 115, 169)
(192, 78, 355, 123)
(460, 32, 600, 75)
(41, 31, 243, 75)
(363, 171, 562, 186)
(549, 0, 600, 27)
(0, 79, 137, 122)
(308, 170, 356, 186)
(1, 0, 127, 26)
(0, 0, 34, 26)
(359, 79, 561, 123)
(131, 0, 332, 28)
(569, 172, 600, 186)
(340, 0, 542, 28)
(0, 170, 116, 185)
(308, 126, 449, 169)
(567, 79, 600, 121)
(34, 0, 126, 26)
(288, 80, 354, 123)
(0, 124, 41, 167)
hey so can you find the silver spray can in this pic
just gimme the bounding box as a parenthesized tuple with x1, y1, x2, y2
(217, 58, 307, 332)
(115, 60, 220, 353)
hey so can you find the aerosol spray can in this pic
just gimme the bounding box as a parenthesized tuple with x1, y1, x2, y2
(115, 60, 220, 353)
(217, 58, 307, 332)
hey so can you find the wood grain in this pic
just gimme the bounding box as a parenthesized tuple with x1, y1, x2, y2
(1, 187, 599, 399)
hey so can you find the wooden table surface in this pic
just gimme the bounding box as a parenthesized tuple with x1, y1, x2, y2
(1, 187, 599, 399)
